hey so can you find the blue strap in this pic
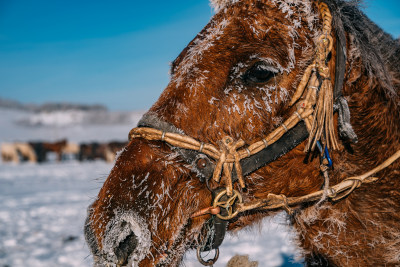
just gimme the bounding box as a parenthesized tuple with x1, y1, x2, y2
(316, 141, 333, 168)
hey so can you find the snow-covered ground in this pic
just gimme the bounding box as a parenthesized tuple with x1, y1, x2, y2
(0, 161, 109, 267)
(0, 108, 303, 267)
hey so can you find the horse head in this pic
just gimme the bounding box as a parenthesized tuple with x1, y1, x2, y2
(85, 0, 400, 266)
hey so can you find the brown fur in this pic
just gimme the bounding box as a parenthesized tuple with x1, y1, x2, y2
(85, 1, 400, 266)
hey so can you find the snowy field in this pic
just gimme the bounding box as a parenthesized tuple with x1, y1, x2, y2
(0, 108, 302, 267)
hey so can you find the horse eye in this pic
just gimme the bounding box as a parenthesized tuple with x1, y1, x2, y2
(243, 62, 277, 84)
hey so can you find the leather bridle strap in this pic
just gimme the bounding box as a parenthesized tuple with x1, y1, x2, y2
(240, 121, 308, 177)
(135, 113, 309, 183)
(131, 105, 313, 197)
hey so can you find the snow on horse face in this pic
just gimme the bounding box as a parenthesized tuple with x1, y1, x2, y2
(85, 0, 400, 266)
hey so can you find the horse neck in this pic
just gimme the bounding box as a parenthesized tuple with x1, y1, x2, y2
(294, 70, 400, 266)
(336, 2, 400, 159)
(345, 50, 400, 164)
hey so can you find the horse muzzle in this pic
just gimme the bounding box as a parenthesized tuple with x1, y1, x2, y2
(84, 209, 151, 267)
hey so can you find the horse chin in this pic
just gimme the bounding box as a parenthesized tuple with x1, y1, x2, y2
(145, 211, 209, 267)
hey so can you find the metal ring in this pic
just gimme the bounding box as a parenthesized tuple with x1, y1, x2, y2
(213, 189, 243, 220)
(196, 247, 219, 266)
(281, 123, 288, 132)
(161, 132, 166, 141)
(245, 148, 251, 157)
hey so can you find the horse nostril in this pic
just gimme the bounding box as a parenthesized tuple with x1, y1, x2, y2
(100, 212, 151, 265)
(114, 231, 138, 266)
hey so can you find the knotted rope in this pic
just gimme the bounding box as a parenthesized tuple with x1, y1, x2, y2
(290, 2, 339, 152)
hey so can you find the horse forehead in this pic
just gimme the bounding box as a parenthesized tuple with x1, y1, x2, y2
(172, 16, 280, 80)
(174, 2, 316, 70)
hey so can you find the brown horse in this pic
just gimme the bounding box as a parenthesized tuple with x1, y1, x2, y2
(43, 139, 67, 161)
(30, 139, 67, 162)
(84, 0, 400, 266)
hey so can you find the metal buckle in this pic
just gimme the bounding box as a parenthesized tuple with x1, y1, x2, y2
(212, 189, 243, 220)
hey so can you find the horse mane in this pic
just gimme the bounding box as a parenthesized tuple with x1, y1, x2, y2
(328, 0, 400, 99)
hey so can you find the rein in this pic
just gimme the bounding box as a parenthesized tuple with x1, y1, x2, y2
(128, 2, 400, 266)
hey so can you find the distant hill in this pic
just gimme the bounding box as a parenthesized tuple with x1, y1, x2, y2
(0, 97, 107, 112)
(0, 100, 145, 142)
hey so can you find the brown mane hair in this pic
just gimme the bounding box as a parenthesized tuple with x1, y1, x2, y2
(84, 1, 400, 266)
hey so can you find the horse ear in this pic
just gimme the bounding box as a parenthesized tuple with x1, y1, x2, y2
(210, 0, 235, 12)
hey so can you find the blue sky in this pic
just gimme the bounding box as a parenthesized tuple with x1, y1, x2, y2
(0, 0, 399, 111)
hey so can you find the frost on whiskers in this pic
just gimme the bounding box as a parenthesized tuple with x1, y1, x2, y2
(128, 158, 203, 264)
(102, 210, 151, 264)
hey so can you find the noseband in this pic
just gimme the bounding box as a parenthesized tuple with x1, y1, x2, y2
(128, 2, 400, 266)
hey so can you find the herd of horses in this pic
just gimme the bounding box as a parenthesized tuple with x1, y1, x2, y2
(81, 0, 399, 266)
(0, 139, 127, 164)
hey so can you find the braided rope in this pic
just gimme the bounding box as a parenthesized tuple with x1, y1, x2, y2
(290, 2, 339, 152)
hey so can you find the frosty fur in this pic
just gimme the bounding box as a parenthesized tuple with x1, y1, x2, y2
(85, 0, 400, 266)
(210, 0, 240, 12)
